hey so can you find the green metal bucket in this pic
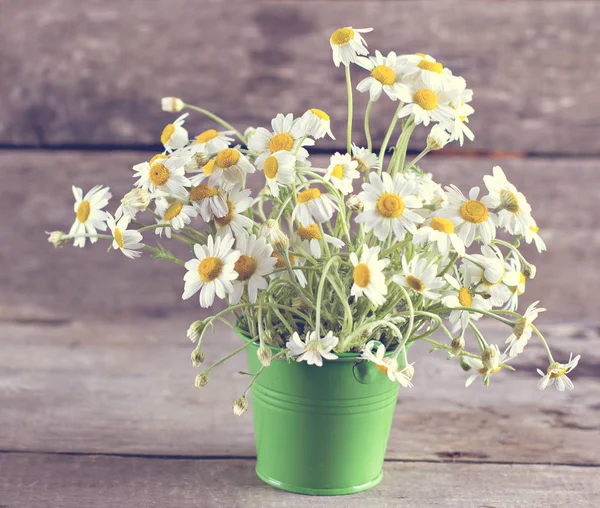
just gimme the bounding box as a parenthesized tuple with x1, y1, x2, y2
(242, 332, 404, 496)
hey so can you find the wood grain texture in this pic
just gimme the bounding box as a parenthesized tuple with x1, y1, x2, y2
(1, 320, 598, 465)
(1, 150, 598, 322)
(1, 1, 599, 153)
(1, 453, 598, 507)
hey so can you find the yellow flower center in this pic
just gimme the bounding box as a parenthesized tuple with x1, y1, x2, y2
(413, 89, 438, 111)
(500, 189, 520, 213)
(371, 65, 396, 86)
(376, 193, 405, 218)
(406, 275, 425, 292)
(331, 164, 345, 179)
(164, 202, 184, 221)
(149, 163, 170, 187)
(214, 200, 234, 226)
(76, 200, 91, 223)
(160, 124, 175, 145)
(297, 224, 321, 240)
(234, 254, 258, 281)
(198, 256, 224, 283)
(353, 157, 367, 172)
(548, 362, 568, 379)
(215, 148, 240, 169)
(114, 228, 125, 249)
(189, 184, 219, 201)
(460, 200, 489, 224)
(430, 217, 455, 234)
(298, 188, 321, 204)
(272, 251, 296, 269)
(458, 287, 473, 307)
(518, 273, 526, 296)
(530, 225, 539, 234)
(478, 366, 502, 376)
(353, 263, 371, 288)
(203, 159, 215, 175)
(264, 155, 279, 179)
(418, 59, 444, 74)
(330, 27, 354, 45)
(375, 364, 389, 376)
(310, 108, 329, 120)
(269, 133, 295, 152)
(149, 153, 168, 165)
(196, 129, 219, 144)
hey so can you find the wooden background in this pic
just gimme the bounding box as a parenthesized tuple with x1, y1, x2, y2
(1, 1, 599, 506)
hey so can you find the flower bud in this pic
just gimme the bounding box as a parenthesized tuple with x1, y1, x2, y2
(482, 345, 500, 372)
(161, 96, 184, 113)
(346, 194, 363, 212)
(402, 364, 415, 380)
(451, 336, 465, 356)
(427, 125, 450, 151)
(187, 320, 206, 343)
(191, 348, 205, 367)
(257, 345, 272, 367)
(117, 188, 151, 219)
(244, 127, 257, 142)
(195, 371, 209, 388)
(233, 396, 249, 416)
(259, 219, 289, 252)
(523, 263, 536, 280)
(47, 231, 68, 248)
(460, 356, 472, 372)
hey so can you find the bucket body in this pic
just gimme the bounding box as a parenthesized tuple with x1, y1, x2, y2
(243, 333, 402, 495)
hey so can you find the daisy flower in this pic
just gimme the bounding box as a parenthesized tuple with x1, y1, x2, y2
(449, 88, 475, 145)
(442, 274, 491, 333)
(413, 216, 465, 257)
(329, 26, 372, 67)
(324, 152, 360, 195)
(397, 84, 459, 127)
(182, 233, 240, 308)
(106, 214, 144, 259)
(524, 220, 547, 253)
(294, 224, 344, 259)
(286, 331, 338, 367)
(292, 188, 338, 226)
(188, 183, 228, 222)
(115, 188, 151, 220)
(394, 256, 445, 301)
(355, 50, 411, 102)
(398, 53, 457, 90)
(189, 158, 216, 186)
(133, 155, 191, 197)
(214, 186, 254, 238)
(248, 113, 314, 168)
(229, 233, 276, 304)
(190, 128, 234, 154)
(271, 251, 307, 288)
(483, 166, 534, 237)
(298, 108, 335, 140)
(68, 185, 112, 248)
(504, 257, 525, 312)
(349, 245, 390, 306)
(261, 150, 297, 196)
(437, 185, 497, 247)
(160, 113, 189, 151)
(351, 143, 379, 172)
(463, 345, 506, 387)
(355, 172, 424, 241)
(155, 197, 198, 238)
(505, 301, 546, 358)
(427, 124, 451, 150)
(210, 148, 256, 188)
(361, 342, 413, 387)
(537, 354, 580, 392)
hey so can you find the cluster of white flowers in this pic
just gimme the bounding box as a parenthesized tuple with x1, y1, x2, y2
(49, 26, 580, 414)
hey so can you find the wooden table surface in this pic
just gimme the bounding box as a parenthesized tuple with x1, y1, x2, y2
(2, 0, 600, 505)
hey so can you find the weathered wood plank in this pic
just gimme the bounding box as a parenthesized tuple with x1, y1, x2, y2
(0, 453, 598, 507)
(1, 150, 598, 322)
(1, 320, 598, 464)
(1, 1, 599, 153)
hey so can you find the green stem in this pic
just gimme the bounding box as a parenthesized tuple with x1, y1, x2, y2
(345, 65, 353, 154)
(531, 324, 555, 363)
(364, 100, 373, 152)
(378, 102, 404, 175)
(315, 256, 339, 338)
(183, 104, 247, 144)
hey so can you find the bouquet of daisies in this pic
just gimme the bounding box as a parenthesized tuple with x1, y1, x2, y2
(49, 26, 580, 414)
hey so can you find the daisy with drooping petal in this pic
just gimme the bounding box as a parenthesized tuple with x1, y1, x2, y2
(190, 128, 235, 154)
(182, 233, 240, 308)
(398, 53, 457, 90)
(324, 152, 360, 195)
(503, 257, 525, 312)
(356, 50, 412, 102)
(394, 256, 446, 301)
(188, 182, 228, 222)
(349, 245, 390, 306)
(261, 150, 297, 196)
(292, 188, 338, 226)
(154, 197, 198, 238)
(537, 354, 580, 392)
(115, 188, 151, 220)
(397, 84, 459, 127)
(413, 216, 465, 257)
(286, 331, 338, 367)
(437, 185, 497, 247)
(294, 224, 344, 259)
(69, 185, 112, 247)
(484, 166, 534, 237)
(229, 233, 276, 304)
(133, 154, 191, 197)
(442, 274, 491, 333)
(189, 158, 217, 186)
(361, 342, 413, 387)
(427, 124, 451, 150)
(449, 88, 475, 145)
(524, 220, 547, 253)
(106, 214, 144, 259)
(329, 26, 373, 67)
(160, 113, 189, 151)
(271, 251, 307, 288)
(505, 301, 546, 358)
(214, 186, 254, 238)
(356, 172, 424, 241)
(298, 108, 335, 140)
(210, 148, 256, 188)
(351, 143, 379, 172)
(463, 345, 506, 387)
